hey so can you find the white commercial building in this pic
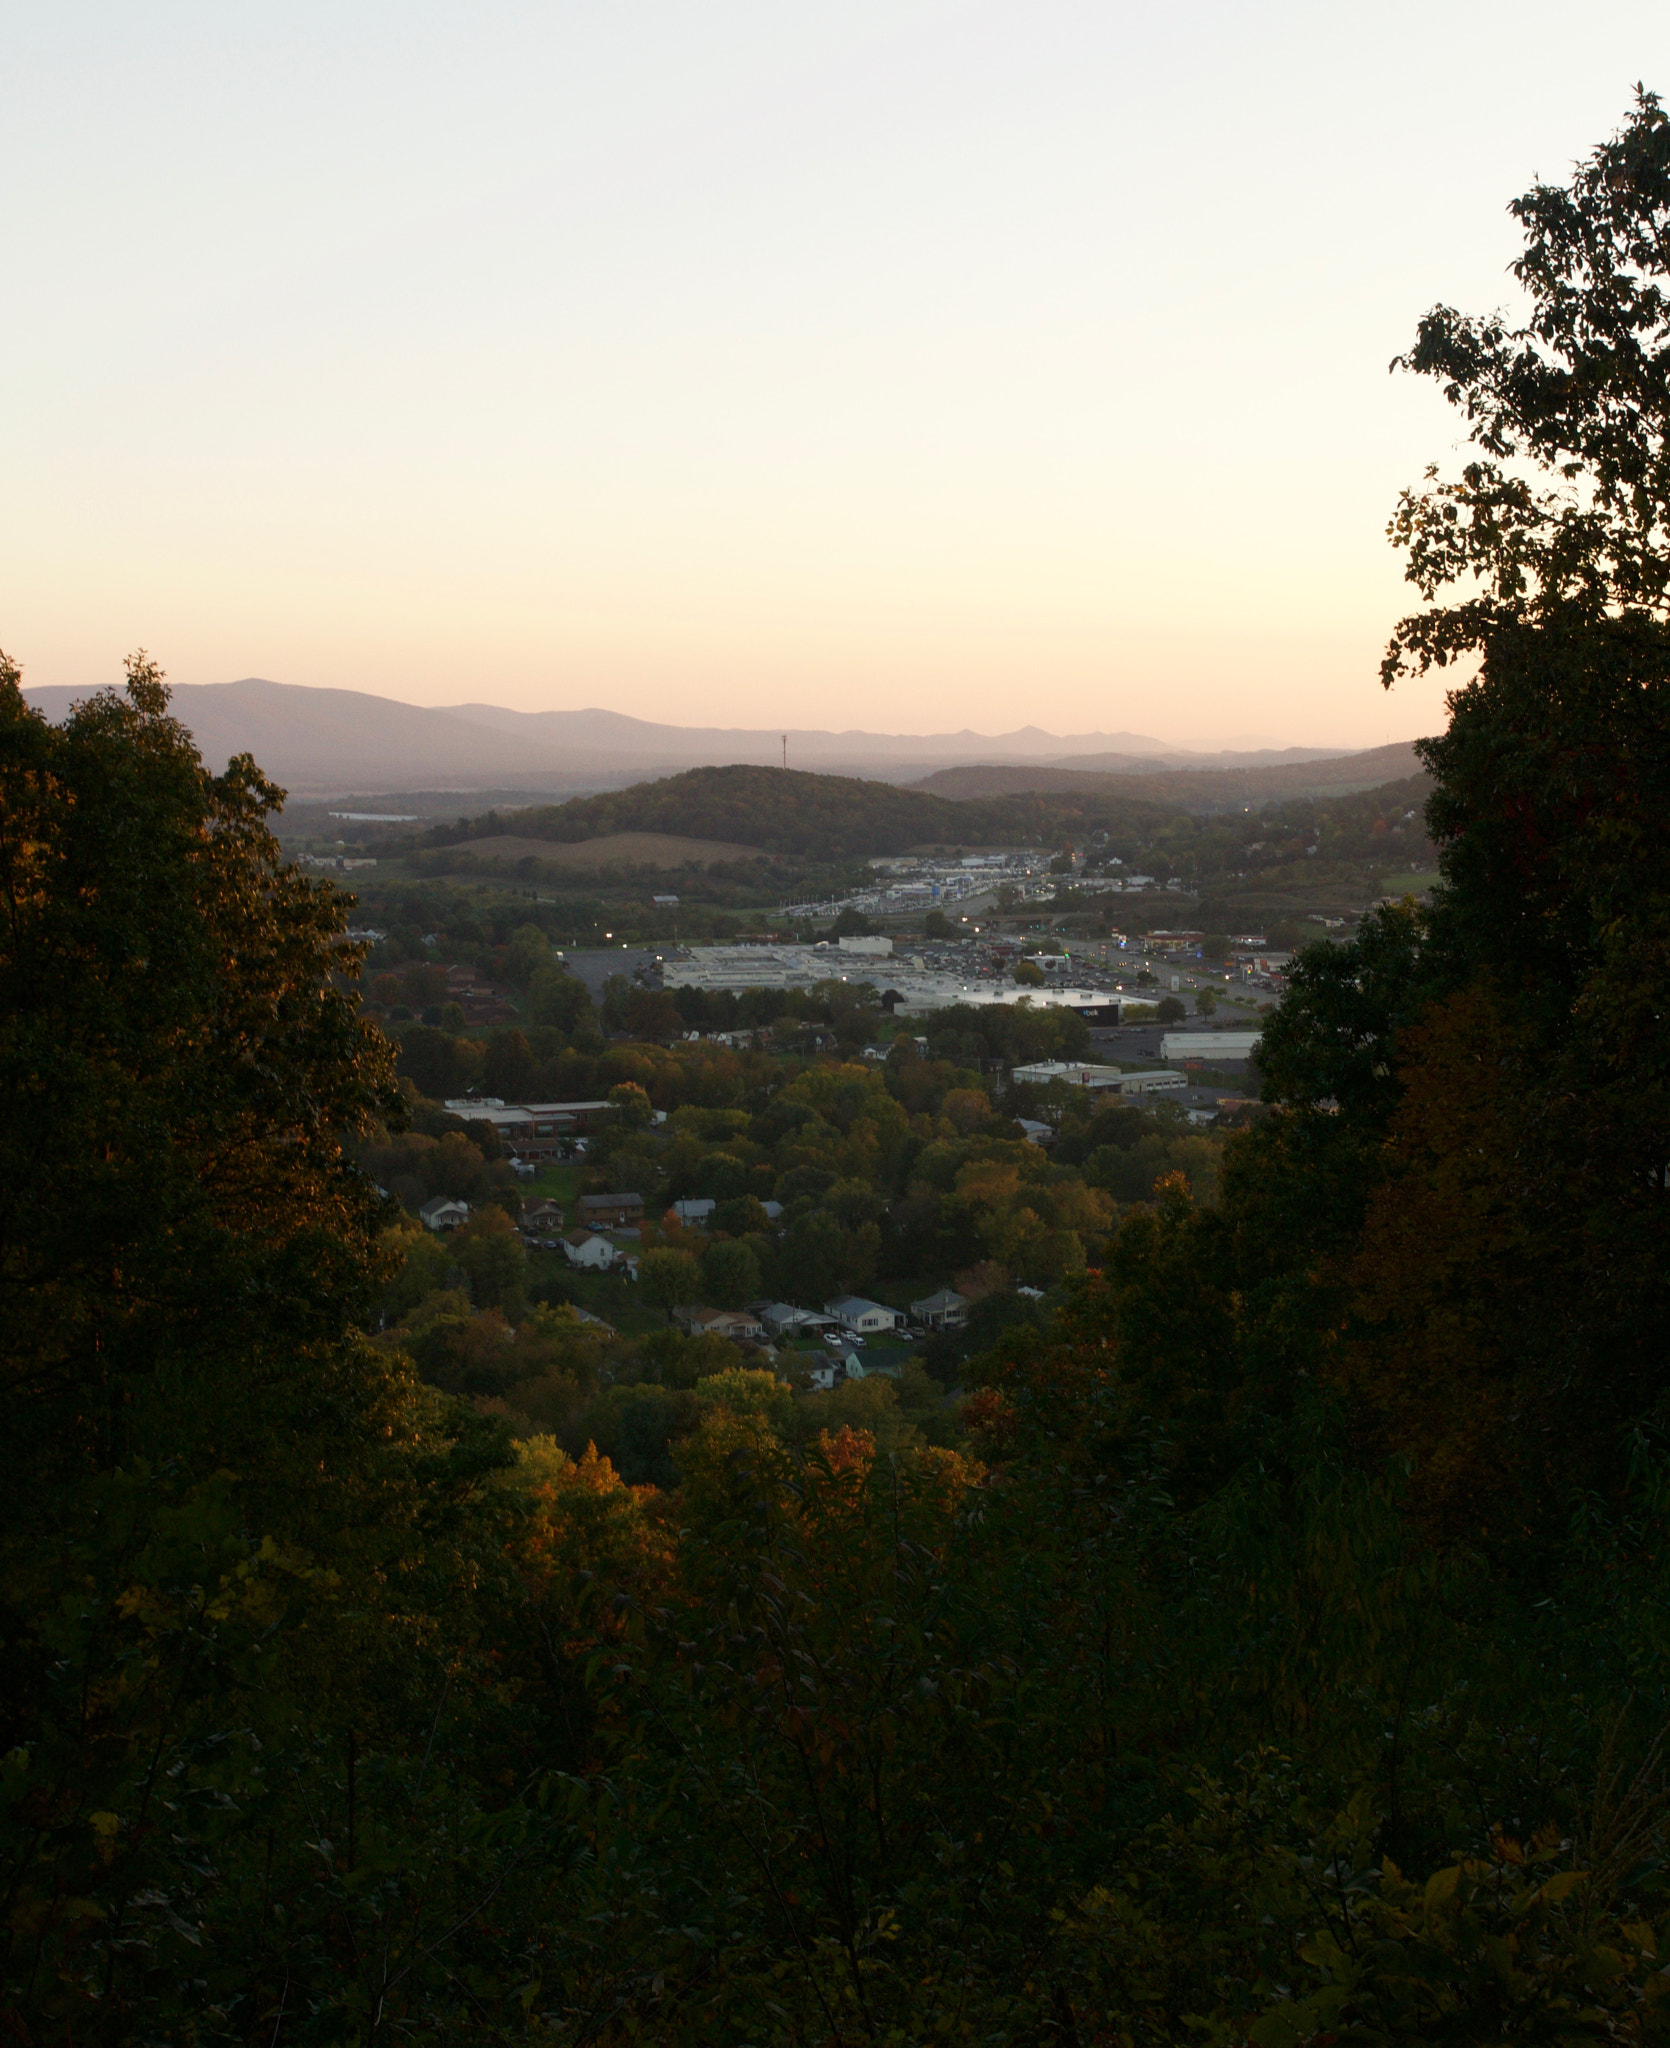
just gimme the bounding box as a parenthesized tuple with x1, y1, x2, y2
(1010, 1060, 1128, 1091)
(1160, 1031, 1263, 1063)
(659, 946, 1121, 1021)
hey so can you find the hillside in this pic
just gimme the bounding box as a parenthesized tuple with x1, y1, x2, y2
(413, 764, 1171, 860)
(913, 740, 1426, 807)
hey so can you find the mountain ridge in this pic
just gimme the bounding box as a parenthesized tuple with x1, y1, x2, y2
(19, 675, 1399, 794)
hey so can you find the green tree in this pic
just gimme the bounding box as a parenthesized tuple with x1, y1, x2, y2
(923, 907, 952, 938)
(1384, 89, 1670, 683)
(1156, 994, 1186, 1025)
(701, 1236, 762, 1310)
(639, 1245, 702, 1322)
(609, 1079, 654, 1130)
(452, 1205, 527, 1316)
(1014, 958, 1045, 986)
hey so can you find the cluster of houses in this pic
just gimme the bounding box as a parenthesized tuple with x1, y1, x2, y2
(412, 1184, 972, 1384)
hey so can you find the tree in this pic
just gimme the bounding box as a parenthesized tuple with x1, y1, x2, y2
(1156, 995, 1186, 1025)
(484, 1026, 536, 1098)
(1195, 987, 1218, 1016)
(701, 1236, 762, 1310)
(923, 908, 952, 939)
(608, 1080, 654, 1130)
(1014, 959, 1045, 986)
(1385, 90, 1670, 684)
(639, 1245, 702, 1322)
(624, 987, 680, 1041)
(528, 956, 593, 1033)
(452, 1205, 527, 1316)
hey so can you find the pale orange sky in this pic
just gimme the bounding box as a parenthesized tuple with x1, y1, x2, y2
(5, 3, 1668, 748)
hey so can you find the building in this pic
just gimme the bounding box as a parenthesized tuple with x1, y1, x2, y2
(669, 1198, 716, 1227)
(910, 1286, 968, 1330)
(419, 1196, 469, 1232)
(1015, 1117, 1055, 1145)
(824, 1295, 906, 1336)
(578, 1192, 645, 1229)
(519, 1198, 564, 1234)
(443, 1097, 616, 1160)
(836, 934, 894, 957)
(1110, 1069, 1189, 1097)
(673, 1305, 766, 1343)
(561, 1229, 629, 1271)
(757, 1302, 838, 1340)
(1159, 1030, 1263, 1064)
(1010, 1060, 1128, 1092)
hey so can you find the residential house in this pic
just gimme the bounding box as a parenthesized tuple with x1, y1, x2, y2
(1015, 1118, 1055, 1146)
(910, 1286, 968, 1331)
(561, 1229, 624, 1271)
(419, 1196, 469, 1232)
(673, 1305, 767, 1344)
(824, 1295, 906, 1337)
(578, 1192, 645, 1229)
(757, 1302, 837, 1340)
(670, 1198, 716, 1228)
(519, 1198, 564, 1234)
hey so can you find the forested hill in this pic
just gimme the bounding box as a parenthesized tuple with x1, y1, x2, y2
(415, 762, 1182, 859)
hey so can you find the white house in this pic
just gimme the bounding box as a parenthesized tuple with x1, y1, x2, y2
(419, 1197, 469, 1232)
(561, 1228, 625, 1271)
(824, 1295, 906, 1337)
(910, 1286, 968, 1330)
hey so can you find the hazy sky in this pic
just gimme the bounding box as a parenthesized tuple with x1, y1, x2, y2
(6, 4, 1668, 747)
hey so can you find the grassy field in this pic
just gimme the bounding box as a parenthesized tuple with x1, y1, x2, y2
(1380, 870, 1442, 895)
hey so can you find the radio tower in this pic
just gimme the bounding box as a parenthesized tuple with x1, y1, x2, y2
(781, 734, 788, 771)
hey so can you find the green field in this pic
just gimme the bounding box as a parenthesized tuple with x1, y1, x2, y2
(1380, 869, 1441, 895)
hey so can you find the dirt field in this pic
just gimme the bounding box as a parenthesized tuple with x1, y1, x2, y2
(443, 830, 766, 870)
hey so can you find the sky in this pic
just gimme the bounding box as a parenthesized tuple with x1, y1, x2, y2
(5, 3, 1669, 750)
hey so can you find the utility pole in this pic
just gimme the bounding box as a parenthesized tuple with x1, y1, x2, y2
(781, 734, 788, 771)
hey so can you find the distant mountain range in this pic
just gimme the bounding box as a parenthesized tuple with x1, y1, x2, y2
(18, 676, 1402, 796)
(912, 742, 1426, 805)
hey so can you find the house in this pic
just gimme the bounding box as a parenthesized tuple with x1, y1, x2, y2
(1015, 1118, 1055, 1146)
(419, 1196, 469, 1232)
(578, 1192, 645, 1229)
(673, 1305, 767, 1344)
(520, 1198, 564, 1234)
(757, 1302, 837, 1340)
(824, 1295, 906, 1337)
(670, 1198, 716, 1228)
(561, 1228, 623, 1271)
(910, 1286, 968, 1331)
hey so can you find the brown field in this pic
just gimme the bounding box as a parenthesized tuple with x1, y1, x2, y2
(443, 830, 766, 870)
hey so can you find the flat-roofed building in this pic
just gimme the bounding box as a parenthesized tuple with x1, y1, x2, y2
(1159, 1031, 1263, 1064)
